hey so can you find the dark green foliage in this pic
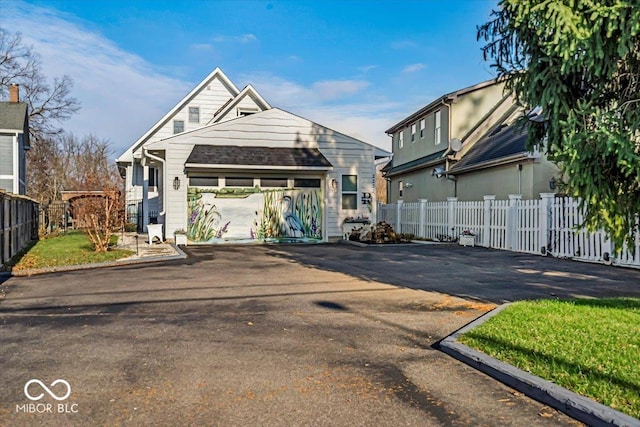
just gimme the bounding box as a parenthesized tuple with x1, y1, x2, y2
(478, 0, 640, 252)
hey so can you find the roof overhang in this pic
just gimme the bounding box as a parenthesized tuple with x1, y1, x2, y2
(448, 152, 539, 175)
(184, 164, 332, 172)
(383, 150, 447, 177)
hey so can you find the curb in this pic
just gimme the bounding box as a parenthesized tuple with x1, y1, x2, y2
(9, 244, 187, 277)
(439, 304, 640, 427)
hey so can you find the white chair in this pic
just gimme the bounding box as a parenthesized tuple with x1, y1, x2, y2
(147, 223, 163, 244)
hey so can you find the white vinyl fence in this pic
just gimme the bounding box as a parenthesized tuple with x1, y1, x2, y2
(378, 193, 640, 269)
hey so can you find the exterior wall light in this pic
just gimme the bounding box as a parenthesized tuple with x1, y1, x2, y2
(173, 176, 181, 190)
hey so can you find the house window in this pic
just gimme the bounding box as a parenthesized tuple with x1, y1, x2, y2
(173, 120, 184, 134)
(411, 124, 416, 142)
(294, 178, 321, 188)
(188, 107, 200, 123)
(399, 181, 403, 198)
(189, 176, 219, 187)
(148, 167, 159, 190)
(0, 134, 13, 175)
(420, 119, 425, 138)
(399, 131, 404, 149)
(434, 110, 441, 145)
(260, 177, 288, 188)
(341, 175, 357, 210)
(226, 177, 254, 187)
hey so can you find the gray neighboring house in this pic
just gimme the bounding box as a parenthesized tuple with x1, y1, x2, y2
(0, 84, 30, 195)
(383, 79, 559, 202)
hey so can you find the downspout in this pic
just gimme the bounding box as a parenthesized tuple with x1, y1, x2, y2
(143, 149, 166, 216)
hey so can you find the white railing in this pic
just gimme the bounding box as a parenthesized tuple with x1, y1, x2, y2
(377, 194, 640, 269)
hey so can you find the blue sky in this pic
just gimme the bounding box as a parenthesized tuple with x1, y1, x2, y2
(1, 0, 498, 156)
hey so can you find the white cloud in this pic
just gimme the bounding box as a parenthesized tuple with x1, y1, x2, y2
(240, 72, 398, 150)
(311, 79, 370, 101)
(358, 64, 378, 73)
(213, 33, 257, 44)
(402, 63, 426, 73)
(2, 2, 192, 158)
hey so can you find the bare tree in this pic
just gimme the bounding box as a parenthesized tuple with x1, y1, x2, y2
(0, 29, 80, 138)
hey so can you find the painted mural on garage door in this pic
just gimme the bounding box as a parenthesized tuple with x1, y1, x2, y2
(187, 187, 322, 243)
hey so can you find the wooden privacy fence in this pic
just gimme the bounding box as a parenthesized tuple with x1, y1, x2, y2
(378, 193, 640, 269)
(0, 190, 39, 266)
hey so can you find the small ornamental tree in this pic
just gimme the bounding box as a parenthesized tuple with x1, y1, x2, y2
(72, 186, 122, 252)
(478, 0, 640, 253)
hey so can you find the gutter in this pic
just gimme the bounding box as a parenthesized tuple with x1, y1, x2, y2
(143, 149, 166, 216)
(448, 152, 536, 175)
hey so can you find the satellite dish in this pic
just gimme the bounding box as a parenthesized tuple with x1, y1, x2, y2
(450, 138, 462, 152)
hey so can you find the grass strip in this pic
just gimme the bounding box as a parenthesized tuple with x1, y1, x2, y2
(459, 298, 640, 419)
(11, 231, 133, 271)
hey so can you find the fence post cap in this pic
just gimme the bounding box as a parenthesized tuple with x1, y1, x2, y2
(483, 195, 496, 200)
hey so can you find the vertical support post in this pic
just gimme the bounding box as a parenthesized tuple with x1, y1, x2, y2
(483, 195, 495, 248)
(507, 194, 522, 251)
(418, 199, 428, 238)
(396, 200, 403, 234)
(447, 197, 458, 239)
(142, 162, 149, 232)
(539, 193, 554, 255)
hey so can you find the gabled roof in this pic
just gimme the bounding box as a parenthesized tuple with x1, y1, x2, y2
(0, 101, 30, 148)
(385, 78, 500, 134)
(0, 102, 28, 131)
(116, 67, 240, 163)
(185, 145, 332, 170)
(207, 84, 271, 125)
(148, 107, 391, 159)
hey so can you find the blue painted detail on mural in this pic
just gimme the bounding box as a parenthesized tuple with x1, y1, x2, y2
(187, 187, 322, 243)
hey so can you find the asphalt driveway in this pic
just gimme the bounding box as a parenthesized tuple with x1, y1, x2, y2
(1, 243, 638, 426)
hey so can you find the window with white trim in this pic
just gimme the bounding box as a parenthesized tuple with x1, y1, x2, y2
(434, 110, 441, 145)
(399, 131, 404, 149)
(419, 119, 425, 138)
(188, 107, 200, 123)
(173, 120, 184, 134)
(341, 175, 357, 210)
(411, 124, 416, 142)
(399, 180, 403, 198)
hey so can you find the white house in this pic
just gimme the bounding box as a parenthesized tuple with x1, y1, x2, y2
(116, 68, 389, 243)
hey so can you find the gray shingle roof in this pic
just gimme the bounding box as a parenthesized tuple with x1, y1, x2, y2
(0, 102, 28, 131)
(449, 121, 529, 173)
(186, 145, 333, 168)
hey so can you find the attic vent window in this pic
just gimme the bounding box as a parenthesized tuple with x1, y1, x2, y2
(238, 108, 258, 117)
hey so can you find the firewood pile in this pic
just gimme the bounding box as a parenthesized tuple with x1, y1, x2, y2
(348, 221, 413, 243)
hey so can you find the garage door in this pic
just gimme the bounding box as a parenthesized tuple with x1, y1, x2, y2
(186, 178, 323, 243)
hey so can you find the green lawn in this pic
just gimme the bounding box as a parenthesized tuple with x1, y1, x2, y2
(459, 298, 640, 419)
(11, 231, 133, 271)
